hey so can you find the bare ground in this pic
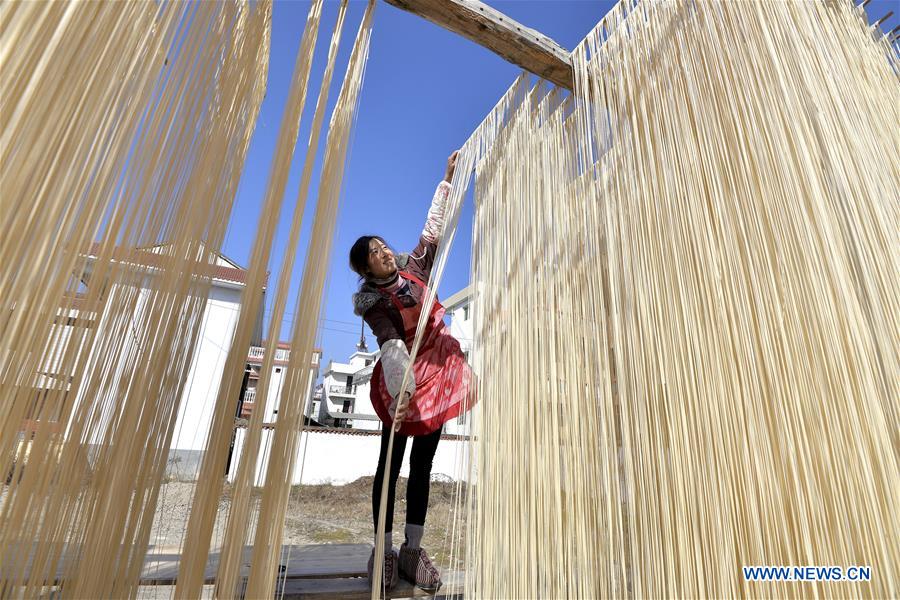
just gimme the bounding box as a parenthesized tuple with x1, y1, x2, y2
(150, 476, 468, 570)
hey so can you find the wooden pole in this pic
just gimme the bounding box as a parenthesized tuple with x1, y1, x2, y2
(383, 0, 574, 90)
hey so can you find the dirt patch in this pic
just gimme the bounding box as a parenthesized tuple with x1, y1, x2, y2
(282, 476, 468, 568)
(150, 476, 468, 570)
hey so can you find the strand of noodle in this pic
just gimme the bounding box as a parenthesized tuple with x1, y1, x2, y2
(243, 4, 375, 598)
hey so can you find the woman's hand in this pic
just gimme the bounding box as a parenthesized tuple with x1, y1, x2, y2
(443, 150, 459, 183)
(392, 391, 411, 431)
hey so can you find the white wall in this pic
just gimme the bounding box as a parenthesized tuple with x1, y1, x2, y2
(441, 301, 475, 437)
(448, 304, 473, 355)
(228, 428, 471, 486)
(170, 284, 242, 454)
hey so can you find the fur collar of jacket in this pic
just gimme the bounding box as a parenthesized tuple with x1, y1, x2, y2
(351, 253, 409, 316)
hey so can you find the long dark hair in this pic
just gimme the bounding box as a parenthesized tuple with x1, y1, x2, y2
(349, 235, 388, 279)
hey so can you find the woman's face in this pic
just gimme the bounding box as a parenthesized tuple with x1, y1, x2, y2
(367, 238, 397, 279)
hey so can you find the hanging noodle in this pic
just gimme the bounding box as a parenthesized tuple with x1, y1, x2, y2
(176, 1, 324, 597)
(373, 0, 898, 598)
(1, 1, 270, 597)
(1, 1, 374, 597)
(241, 3, 374, 598)
(212, 0, 348, 596)
(462, 0, 898, 597)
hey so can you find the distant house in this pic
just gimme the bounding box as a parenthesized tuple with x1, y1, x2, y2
(240, 342, 322, 424)
(310, 384, 324, 423)
(224, 343, 322, 482)
(30, 242, 325, 481)
(21, 242, 266, 480)
(320, 349, 380, 429)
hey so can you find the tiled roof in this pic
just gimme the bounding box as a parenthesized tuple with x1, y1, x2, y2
(85, 242, 257, 286)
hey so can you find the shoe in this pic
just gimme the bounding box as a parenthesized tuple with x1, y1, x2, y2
(367, 547, 399, 591)
(398, 544, 442, 592)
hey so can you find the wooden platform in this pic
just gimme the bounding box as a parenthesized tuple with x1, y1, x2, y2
(144, 543, 462, 598)
(141, 543, 371, 584)
(8, 542, 463, 598)
(143, 543, 462, 598)
(279, 571, 463, 599)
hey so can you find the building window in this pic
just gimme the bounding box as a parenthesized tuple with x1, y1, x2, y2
(342, 400, 352, 414)
(345, 374, 354, 394)
(365, 359, 372, 366)
(463, 305, 469, 320)
(275, 367, 281, 373)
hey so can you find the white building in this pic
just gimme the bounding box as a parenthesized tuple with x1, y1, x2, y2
(320, 349, 380, 429)
(28, 243, 326, 481)
(240, 342, 322, 425)
(53, 243, 256, 478)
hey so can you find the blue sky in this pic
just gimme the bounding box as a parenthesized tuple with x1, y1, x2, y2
(220, 0, 899, 373)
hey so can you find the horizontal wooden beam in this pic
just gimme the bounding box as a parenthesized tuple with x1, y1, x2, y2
(872, 10, 893, 28)
(383, 0, 574, 90)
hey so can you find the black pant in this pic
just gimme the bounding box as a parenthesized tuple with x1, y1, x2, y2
(372, 425, 442, 533)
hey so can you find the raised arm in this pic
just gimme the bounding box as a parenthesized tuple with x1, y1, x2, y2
(421, 150, 458, 245)
(408, 151, 459, 279)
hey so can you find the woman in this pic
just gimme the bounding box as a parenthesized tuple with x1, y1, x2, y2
(349, 150, 472, 593)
